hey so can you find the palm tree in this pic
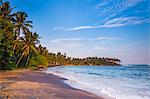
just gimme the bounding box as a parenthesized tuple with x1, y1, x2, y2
(12, 12, 32, 53)
(13, 12, 32, 34)
(16, 32, 39, 67)
(0, 0, 14, 19)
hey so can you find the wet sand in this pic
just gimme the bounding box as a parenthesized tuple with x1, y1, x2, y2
(0, 70, 104, 99)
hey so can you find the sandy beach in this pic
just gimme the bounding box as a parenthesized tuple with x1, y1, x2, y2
(0, 70, 103, 99)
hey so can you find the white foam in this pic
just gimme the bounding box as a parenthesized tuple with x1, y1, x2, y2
(44, 67, 150, 99)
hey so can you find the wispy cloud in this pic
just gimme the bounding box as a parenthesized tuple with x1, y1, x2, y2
(50, 38, 83, 48)
(93, 44, 132, 52)
(89, 39, 148, 52)
(96, 0, 146, 20)
(93, 46, 129, 52)
(61, 17, 149, 31)
(50, 36, 120, 49)
(53, 0, 149, 31)
(102, 17, 150, 27)
(96, 37, 120, 40)
(65, 26, 98, 31)
(51, 38, 83, 43)
(51, 37, 120, 43)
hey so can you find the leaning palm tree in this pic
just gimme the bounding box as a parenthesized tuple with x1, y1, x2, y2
(16, 32, 40, 68)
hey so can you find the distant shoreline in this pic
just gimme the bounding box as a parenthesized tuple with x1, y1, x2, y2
(47, 64, 121, 67)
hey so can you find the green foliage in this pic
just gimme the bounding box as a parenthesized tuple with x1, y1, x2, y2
(0, 17, 15, 70)
(37, 46, 121, 66)
(28, 54, 48, 69)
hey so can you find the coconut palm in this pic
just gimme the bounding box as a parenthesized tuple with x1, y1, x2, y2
(12, 12, 32, 52)
(12, 12, 32, 35)
(16, 32, 39, 67)
(0, 0, 13, 19)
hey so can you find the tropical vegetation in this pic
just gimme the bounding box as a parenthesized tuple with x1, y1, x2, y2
(0, 0, 121, 70)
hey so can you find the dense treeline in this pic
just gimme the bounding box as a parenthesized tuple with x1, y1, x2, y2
(39, 51, 121, 66)
(0, 1, 121, 70)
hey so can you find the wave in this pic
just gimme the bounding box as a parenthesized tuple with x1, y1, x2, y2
(44, 65, 150, 99)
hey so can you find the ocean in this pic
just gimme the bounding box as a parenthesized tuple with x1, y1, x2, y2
(44, 65, 150, 99)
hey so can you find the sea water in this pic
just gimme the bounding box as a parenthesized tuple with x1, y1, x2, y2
(44, 65, 150, 99)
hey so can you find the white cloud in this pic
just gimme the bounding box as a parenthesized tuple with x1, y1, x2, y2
(51, 37, 120, 43)
(66, 26, 98, 31)
(51, 38, 83, 43)
(62, 17, 149, 31)
(96, 37, 120, 40)
(93, 45, 129, 52)
(116, 0, 145, 12)
(102, 17, 150, 27)
(96, 0, 146, 20)
(50, 38, 83, 49)
(53, 0, 149, 31)
(50, 37, 120, 50)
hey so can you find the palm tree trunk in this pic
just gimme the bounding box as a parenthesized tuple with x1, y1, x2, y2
(55, 56, 57, 65)
(26, 54, 30, 68)
(16, 54, 24, 68)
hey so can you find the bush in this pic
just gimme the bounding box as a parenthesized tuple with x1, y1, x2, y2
(28, 54, 48, 69)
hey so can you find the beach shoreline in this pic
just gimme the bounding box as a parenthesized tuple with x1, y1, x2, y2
(0, 70, 104, 99)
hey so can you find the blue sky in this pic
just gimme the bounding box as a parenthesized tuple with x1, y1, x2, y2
(9, 0, 149, 64)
